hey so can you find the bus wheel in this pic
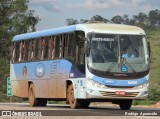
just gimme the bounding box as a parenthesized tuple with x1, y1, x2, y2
(68, 84, 81, 109)
(119, 99, 132, 110)
(29, 83, 40, 106)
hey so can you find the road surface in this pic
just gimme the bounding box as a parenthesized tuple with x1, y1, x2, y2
(0, 103, 159, 119)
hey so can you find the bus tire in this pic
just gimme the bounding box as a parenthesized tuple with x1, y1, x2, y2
(68, 84, 81, 109)
(29, 83, 40, 107)
(119, 99, 132, 110)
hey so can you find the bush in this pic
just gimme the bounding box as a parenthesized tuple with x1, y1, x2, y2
(148, 85, 160, 102)
(133, 85, 160, 105)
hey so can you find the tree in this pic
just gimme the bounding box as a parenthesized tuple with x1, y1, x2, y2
(80, 19, 88, 24)
(123, 14, 129, 25)
(0, 0, 39, 58)
(110, 15, 123, 24)
(91, 15, 109, 23)
(133, 12, 147, 23)
(65, 9, 160, 28)
(66, 18, 78, 25)
(132, 12, 148, 28)
(0, 0, 39, 90)
(128, 18, 136, 25)
(149, 9, 160, 26)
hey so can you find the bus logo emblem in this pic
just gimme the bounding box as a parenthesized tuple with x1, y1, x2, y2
(37, 67, 43, 73)
(35, 63, 45, 78)
(121, 64, 128, 72)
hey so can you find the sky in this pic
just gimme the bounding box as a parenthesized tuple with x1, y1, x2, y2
(28, 0, 160, 31)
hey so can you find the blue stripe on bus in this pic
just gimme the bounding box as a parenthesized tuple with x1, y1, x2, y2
(11, 59, 72, 80)
(92, 75, 147, 86)
(12, 25, 76, 42)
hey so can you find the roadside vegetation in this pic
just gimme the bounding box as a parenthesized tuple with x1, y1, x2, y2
(133, 27, 160, 105)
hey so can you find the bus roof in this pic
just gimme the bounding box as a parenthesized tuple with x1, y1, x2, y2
(12, 23, 145, 42)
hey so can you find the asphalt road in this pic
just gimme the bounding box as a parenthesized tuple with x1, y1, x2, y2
(0, 103, 159, 118)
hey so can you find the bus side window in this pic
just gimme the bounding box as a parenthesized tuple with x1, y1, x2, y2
(18, 41, 23, 62)
(63, 33, 76, 62)
(21, 41, 25, 62)
(34, 39, 39, 60)
(68, 33, 75, 57)
(12, 42, 16, 63)
(59, 34, 64, 58)
(44, 37, 49, 59)
(38, 37, 45, 60)
(24, 40, 29, 62)
(15, 42, 20, 62)
(64, 34, 68, 57)
(48, 36, 55, 59)
(29, 39, 34, 61)
(55, 36, 60, 58)
(75, 31, 85, 74)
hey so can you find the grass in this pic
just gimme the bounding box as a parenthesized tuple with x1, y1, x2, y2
(132, 28, 160, 105)
(48, 101, 65, 104)
(147, 28, 160, 86)
(0, 92, 25, 102)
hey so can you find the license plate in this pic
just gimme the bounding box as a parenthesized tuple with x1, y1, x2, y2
(115, 91, 126, 96)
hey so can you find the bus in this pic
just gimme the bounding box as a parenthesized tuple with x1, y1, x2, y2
(10, 23, 150, 110)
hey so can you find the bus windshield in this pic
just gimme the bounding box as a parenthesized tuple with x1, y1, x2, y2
(87, 33, 149, 74)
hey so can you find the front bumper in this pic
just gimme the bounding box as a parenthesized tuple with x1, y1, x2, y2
(86, 84, 148, 100)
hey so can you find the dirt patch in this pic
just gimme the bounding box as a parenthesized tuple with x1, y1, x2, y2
(151, 102, 160, 108)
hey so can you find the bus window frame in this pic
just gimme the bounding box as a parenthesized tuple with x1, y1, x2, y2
(55, 35, 60, 58)
(63, 33, 76, 61)
(15, 41, 20, 63)
(11, 31, 77, 63)
(37, 37, 48, 60)
(21, 41, 25, 62)
(42, 37, 49, 60)
(29, 39, 35, 61)
(23, 40, 29, 62)
(11, 42, 16, 63)
(48, 36, 56, 60)
(18, 41, 22, 62)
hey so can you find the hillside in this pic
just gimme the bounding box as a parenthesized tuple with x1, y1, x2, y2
(134, 28, 160, 105)
(147, 28, 160, 86)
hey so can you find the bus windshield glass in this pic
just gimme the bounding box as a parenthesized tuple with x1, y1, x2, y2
(87, 33, 149, 74)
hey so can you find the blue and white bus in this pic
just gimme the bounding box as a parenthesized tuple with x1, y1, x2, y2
(10, 23, 150, 110)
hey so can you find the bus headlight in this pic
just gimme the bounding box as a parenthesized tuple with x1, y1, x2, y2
(134, 82, 149, 89)
(87, 77, 105, 88)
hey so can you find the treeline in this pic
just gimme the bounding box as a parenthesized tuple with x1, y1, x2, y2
(0, 0, 39, 59)
(66, 9, 160, 29)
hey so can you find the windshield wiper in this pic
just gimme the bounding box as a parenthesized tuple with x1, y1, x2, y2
(105, 62, 115, 75)
(121, 57, 136, 73)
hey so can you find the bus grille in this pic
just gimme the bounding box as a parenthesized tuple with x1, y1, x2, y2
(100, 91, 138, 97)
(106, 85, 135, 88)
